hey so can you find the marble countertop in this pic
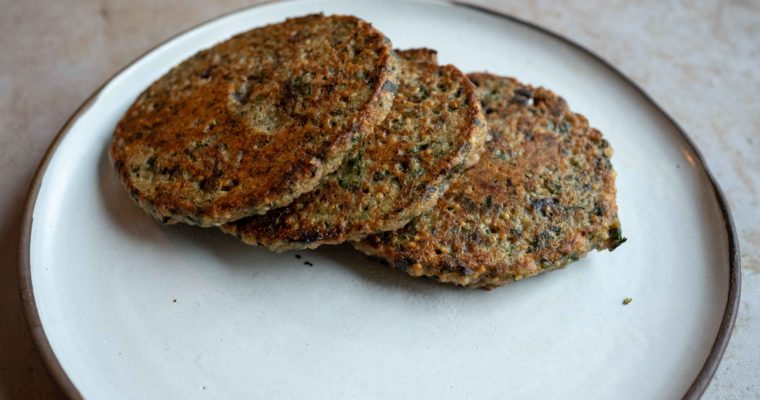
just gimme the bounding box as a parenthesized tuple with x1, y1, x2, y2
(1, 0, 757, 398)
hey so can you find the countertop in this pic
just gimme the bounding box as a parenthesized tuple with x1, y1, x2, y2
(1, 0, 757, 398)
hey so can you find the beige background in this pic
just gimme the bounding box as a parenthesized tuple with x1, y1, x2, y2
(1, 0, 758, 398)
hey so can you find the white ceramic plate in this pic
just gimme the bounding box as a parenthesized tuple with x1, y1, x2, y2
(20, 1, 739, 399)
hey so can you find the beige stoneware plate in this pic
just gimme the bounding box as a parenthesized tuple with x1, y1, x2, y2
(19, 1, 739, 399)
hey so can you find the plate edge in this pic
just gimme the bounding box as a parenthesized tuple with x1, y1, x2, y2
(17, 1, 741, 399)
(16, 1, 286, 399)
(453, 3, 741, 399)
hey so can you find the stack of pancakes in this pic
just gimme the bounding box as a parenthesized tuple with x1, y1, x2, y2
(110, 14, 625, 289)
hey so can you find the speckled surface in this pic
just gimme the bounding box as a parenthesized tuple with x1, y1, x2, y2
(0, 0, 757, 398)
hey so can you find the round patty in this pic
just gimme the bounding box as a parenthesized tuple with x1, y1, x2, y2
(109, 14, 399, 226)
(355, 73, 626, 289)
(221, 49, 488, 251)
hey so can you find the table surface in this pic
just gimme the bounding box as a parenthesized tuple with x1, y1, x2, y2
(1, 0, 757, 398)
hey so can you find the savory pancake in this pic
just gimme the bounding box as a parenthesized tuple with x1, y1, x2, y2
(222, 49, 487, 251)
(355, 73, 626, 288)
(110, 14, 399, 226)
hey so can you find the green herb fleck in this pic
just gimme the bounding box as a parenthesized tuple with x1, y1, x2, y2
(289, 75, 312, 97)
(623, 297, 633, 305)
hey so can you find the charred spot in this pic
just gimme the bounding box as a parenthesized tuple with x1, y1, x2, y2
(310, 146, 328, 163)
(594, 203, 607, 217)
(607, 227, 627, 250)
(511, 88, 533, 105)
(467, 230, 486, 245)
(532, 197, 558, 216)
(460, 265, 474, 276)
(609, 236, 627, 251)
(396, 256, 417, 271)
(372, 171, 385, 181)
(199, 69, 211, 79)
(509, 228, 523, 238)
(364, 72, 379, 87)
(158, 165, 180, 177)
(529, 231, 553, 253)
(247, 73, 265, 83)
(144, 157, 156, 171)
(220, 179, 239, 192)
(323, 82, 336, 95)
(456, 195, 479, 213)
(379, 232, 392, 245)
(363, 35, 376, 46)
(161, 216, 171, 224)
(198, 177, 217, 192)
(298, 230, 321, 244)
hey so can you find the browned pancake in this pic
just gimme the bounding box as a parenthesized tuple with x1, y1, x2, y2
(221, 49, 487, 251)
(109, 14, 399, 226)
(355, 73, 625, 288)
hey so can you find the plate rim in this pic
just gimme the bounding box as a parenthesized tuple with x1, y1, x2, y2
(16, 1, 740, 398)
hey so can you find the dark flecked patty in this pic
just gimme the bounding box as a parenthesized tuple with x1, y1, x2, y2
(355, 73, 626, 289)
(221, 49, 487, 251)
(109, 14, 399, 226)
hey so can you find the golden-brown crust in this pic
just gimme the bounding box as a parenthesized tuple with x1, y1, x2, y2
(355, 73, 625, 288)
(109, 14, 399, 226)
(221, 49, 488, 251)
